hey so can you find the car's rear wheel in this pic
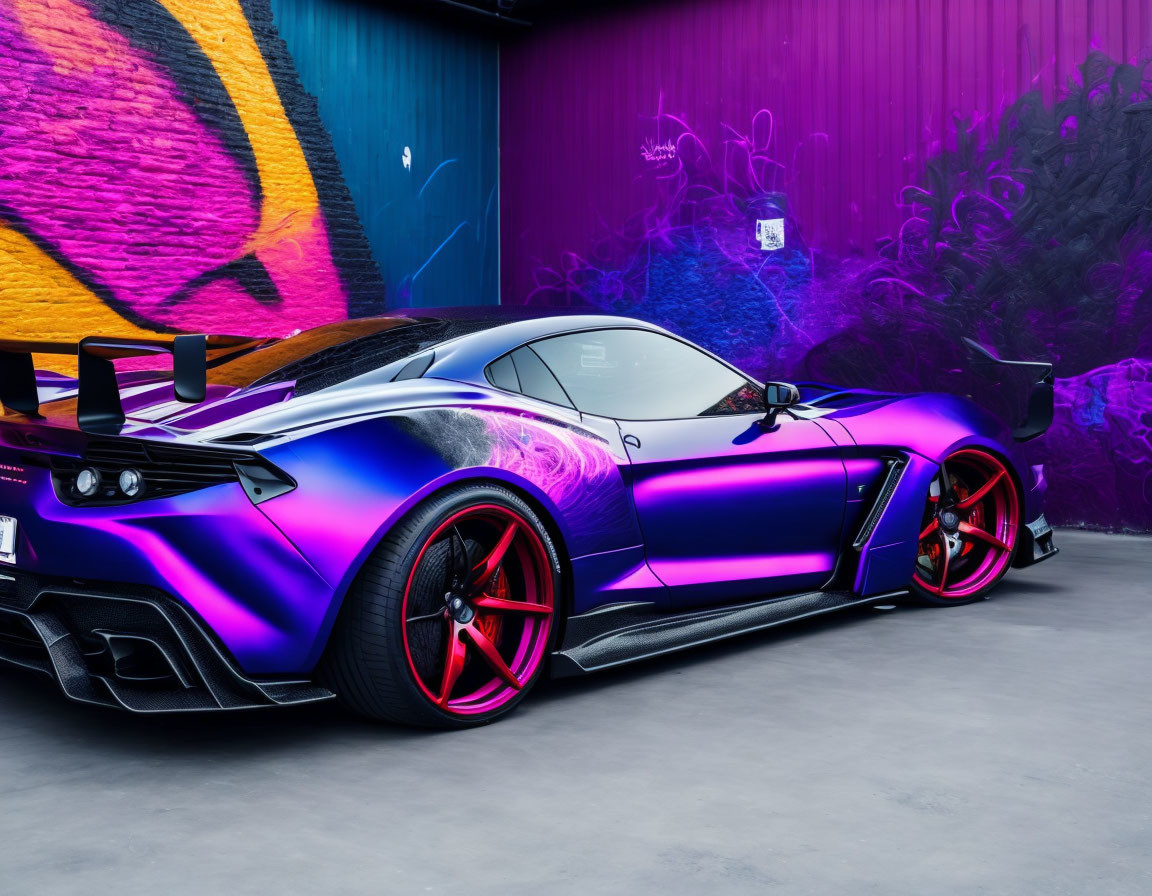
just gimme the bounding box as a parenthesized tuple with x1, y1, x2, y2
(911, 448, 1020, 606)
(320, 484, 560, 728)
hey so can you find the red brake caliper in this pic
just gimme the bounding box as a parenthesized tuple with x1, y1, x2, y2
(474, 568, 508, 647)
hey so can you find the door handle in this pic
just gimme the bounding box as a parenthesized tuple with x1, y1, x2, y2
(622, 434, 641, 449)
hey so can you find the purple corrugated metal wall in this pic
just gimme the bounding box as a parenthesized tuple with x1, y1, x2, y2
(499, 0, 1152, 530)
(500, 0, 1151, 303)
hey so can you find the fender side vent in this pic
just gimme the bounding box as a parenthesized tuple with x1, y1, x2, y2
(852, 456, 908, 550)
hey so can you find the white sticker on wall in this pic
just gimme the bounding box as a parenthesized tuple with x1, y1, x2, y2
(756, 218, 785, 251)
(640, 138, 677, 163)
(402, 146, 412, 171)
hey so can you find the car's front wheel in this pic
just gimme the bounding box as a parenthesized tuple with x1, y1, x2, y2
(321, 483, 561, 728)
(911, 448, 1020, 606)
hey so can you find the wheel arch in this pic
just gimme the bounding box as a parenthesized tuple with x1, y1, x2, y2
(852, 435, 1026, 596)
(312, 469, 575, 670)
(934, 435, 1027, 516)
(472, 476, 576, 655)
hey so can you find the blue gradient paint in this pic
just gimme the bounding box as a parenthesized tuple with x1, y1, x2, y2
(0, 312, 1050, 678)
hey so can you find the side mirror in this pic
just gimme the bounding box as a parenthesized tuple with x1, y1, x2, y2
(759, 381, 800, 429)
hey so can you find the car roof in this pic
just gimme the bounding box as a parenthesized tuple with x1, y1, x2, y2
(424, 313, 668, 385)
(202, 309, 668, 395)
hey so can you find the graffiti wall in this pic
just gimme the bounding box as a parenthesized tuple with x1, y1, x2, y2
(0, 0, 383, 353)
(270, 0, 500, 309)
(501, 0, 1152, 531)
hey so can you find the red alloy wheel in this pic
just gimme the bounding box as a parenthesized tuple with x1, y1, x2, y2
(913, 449, 1020, 601)
(400, 504, 555, 716)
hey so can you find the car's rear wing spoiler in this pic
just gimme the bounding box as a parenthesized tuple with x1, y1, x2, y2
(0, 334, 260, 429)
(963, 338, 1054, 442)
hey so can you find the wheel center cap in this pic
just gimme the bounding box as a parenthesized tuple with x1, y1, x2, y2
(939, 509, 960, 531)
(447, 594, 475, 624)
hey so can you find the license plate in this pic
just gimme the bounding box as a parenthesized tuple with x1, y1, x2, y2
(0, 515, 16, 564)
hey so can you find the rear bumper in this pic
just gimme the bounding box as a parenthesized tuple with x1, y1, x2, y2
(0, 569, 333, 712)
(0, 451, 338, 675)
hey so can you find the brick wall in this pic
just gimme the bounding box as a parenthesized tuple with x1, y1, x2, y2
(0, 0, 383, 370)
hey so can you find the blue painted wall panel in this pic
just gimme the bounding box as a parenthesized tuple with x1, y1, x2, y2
(270, 0, 499, 307)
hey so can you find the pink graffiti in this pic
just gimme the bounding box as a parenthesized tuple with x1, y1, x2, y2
(484, 413, 619, 513)
(0, 0, 348, 335)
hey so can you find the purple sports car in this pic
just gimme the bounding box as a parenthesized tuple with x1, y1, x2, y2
(0, 313, 1058, 727)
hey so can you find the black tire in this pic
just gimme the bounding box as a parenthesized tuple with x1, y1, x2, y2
(319, 483, 562, 728)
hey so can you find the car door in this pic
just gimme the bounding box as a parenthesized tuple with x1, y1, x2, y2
(529, 327, 847, 609)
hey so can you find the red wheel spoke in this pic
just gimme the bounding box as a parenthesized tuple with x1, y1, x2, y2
(956, 469, 1006, 510)
(463, 624, 521, 690)
(935, 530, 950, 593)
(471, 520, 519, 590)
(403, 504, 556, 716)
(957, 520, 1009, 552)
(473, 594, 552, 615)
(437, 623, 468, 707)
(919, 518, 939, 541)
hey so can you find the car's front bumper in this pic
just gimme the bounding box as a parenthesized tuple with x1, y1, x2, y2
(0, 569, 333, 712)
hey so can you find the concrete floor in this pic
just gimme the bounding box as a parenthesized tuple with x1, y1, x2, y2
(1, 528, 1149, 895)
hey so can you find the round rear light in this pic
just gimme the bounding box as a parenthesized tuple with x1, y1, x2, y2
(118, 468, 144, 498)
(75, 468, 101, 497)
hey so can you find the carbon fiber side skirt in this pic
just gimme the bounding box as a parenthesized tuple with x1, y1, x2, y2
(551, 588, 908, 677)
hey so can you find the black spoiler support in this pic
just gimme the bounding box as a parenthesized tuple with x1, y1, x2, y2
(963, 338, 1055, 442)
(0, 334, 257, 429)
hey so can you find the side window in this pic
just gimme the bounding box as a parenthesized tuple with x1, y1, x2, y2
(510, 347, 574, 408)
(484, 347, 575, 409)
(529, 329, 763, 420)
(485, 353, 520, 392)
